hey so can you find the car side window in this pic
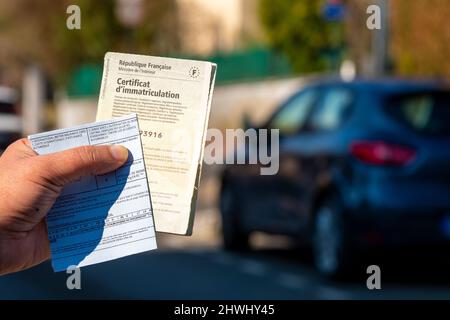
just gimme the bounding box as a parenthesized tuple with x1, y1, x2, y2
(307, 87, 353, 131)
(268, 89, 319, 135)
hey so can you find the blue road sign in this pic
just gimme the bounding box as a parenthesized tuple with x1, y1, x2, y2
(322, 0, 346, 22)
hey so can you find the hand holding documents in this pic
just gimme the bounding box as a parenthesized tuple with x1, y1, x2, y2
(28, 114, 157, 272)
(26, 52, 216, 271)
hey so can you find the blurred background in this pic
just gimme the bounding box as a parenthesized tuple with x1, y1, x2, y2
(2, 0, 450, 299)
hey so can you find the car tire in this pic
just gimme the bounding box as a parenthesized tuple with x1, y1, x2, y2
(312, 195, 353, 278)
(220, 181, 249, 251)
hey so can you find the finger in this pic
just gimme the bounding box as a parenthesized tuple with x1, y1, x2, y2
(37, 145, 129, 185)
(2, 138, 37, 160)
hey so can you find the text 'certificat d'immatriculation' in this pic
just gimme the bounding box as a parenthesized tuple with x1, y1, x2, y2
(28, 114, 157, 272)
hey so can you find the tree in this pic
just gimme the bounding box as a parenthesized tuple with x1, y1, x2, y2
(391, 0, 450, 77)
(259, 0, 345, 73)
(0, 0, 180, 87)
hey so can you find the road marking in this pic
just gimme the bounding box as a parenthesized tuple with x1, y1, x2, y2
(211, 252, 235, 265)
(209, 251, 352, 299)
(277, 273, 307, 289)
(239, 259, 268, 276)
(186, 248, 208, 255)
(315, 285, 352, 299)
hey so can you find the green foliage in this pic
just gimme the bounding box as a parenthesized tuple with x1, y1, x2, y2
(52, 0, 122, 84)
(259, 0, 345, 73)
(0, 0, 179, 87)
(52, 0, 179, 85)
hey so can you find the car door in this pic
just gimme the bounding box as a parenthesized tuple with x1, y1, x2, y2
(282, 85, 355, 226)
(240, 87, 321, 234)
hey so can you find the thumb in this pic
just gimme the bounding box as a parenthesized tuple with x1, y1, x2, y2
(37, 145, 129, 186)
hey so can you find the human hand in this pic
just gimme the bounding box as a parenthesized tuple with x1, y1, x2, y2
(0, 139, 128, 275)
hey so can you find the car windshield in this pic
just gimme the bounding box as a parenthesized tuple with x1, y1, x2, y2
(385, 91, 450, 136)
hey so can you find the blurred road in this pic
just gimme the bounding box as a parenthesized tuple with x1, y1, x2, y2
(2, 245, 450, 299)
(2, 175, 450, 299)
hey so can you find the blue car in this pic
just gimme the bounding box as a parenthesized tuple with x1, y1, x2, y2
(220, 79, 450, 277)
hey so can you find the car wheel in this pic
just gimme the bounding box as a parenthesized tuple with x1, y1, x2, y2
(312, 196, 352, 278)
(220, 181, 249, 251)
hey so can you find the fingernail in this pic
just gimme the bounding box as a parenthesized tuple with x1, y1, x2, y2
(110, 145, 129, 162)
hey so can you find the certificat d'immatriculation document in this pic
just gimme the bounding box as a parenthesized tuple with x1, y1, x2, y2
(28, 114, 157, 272)
(96, 52, 217, 235)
